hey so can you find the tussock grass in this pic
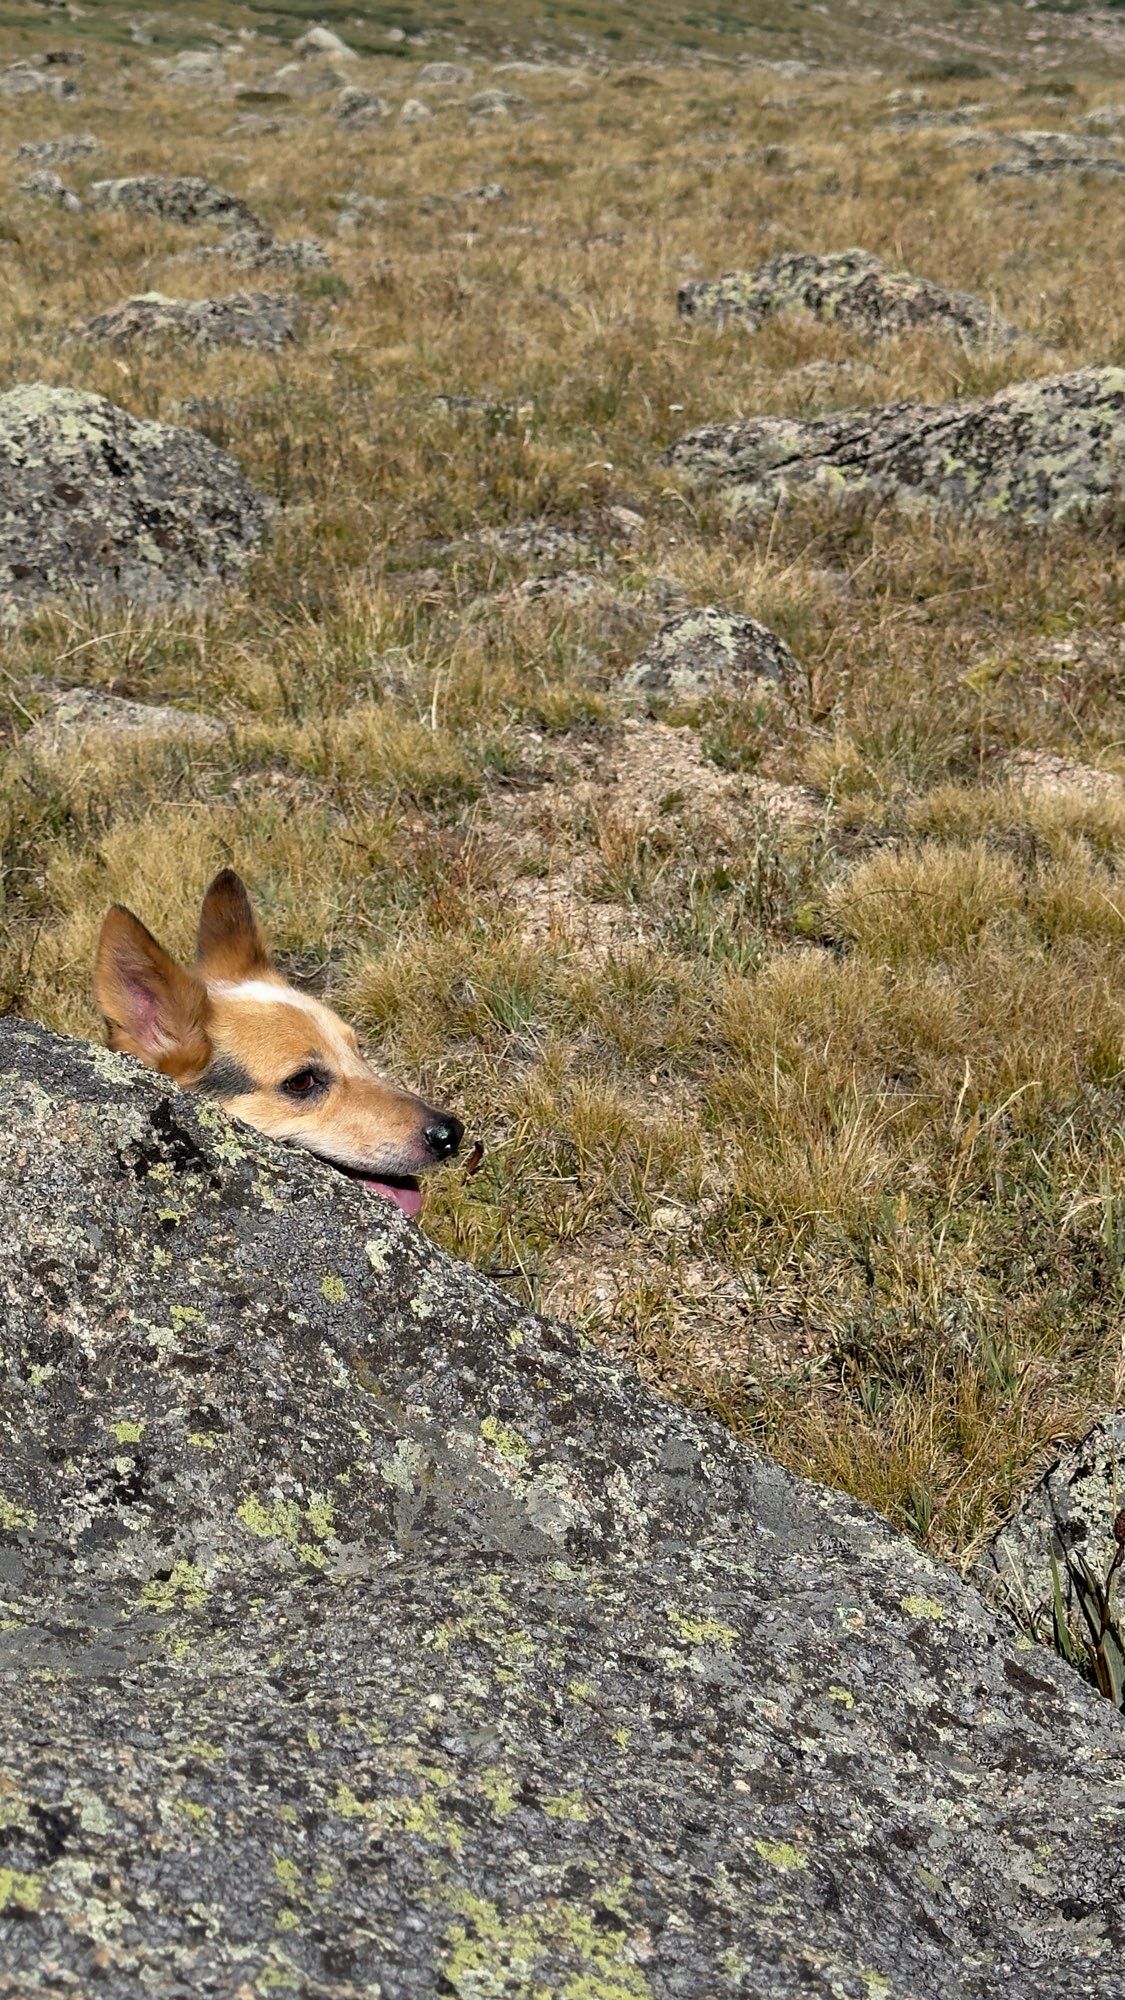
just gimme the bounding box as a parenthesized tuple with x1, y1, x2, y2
(1, 1, 1124, 1562)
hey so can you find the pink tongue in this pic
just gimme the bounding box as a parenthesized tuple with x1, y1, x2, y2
(363, 1178, 422, 1219)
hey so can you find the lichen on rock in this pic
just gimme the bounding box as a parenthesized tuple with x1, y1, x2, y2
(667, 366, 1125, 526)
(89, 174, 266, 235)
(0, 383, 270, 616)
(0, 1018, 1123, 1997)
(76, 289, 300, 354)
(621, 604, 802, 705)
(678, 248, 1023, 344)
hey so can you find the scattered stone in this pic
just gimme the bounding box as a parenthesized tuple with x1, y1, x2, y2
(17, 169, 81, 211)
(13, 133, 97, 165)
(621, 606, 802, 704)
(225, 113, 284, 136)
(678, 248, 1022, 344)
(77, 290, 299, 354)
(22, 688, 226, 754)
(91, 175, 266, 236)
(1078, 102, 1125, 134)
(0, 60, 77, 99)
(0, 384, 269, 616)
(399, 97, 433, 125)
(974, 1414, 1125, 1636)
(333, 84, 391, 127)
(458, 180, 509, 202)
(668, 367, 1125, 527)
(2, 1018, 1122, 1995)
(196, 227, 332, 273)
(416, 60, 472, 88)
(467, 87, 529, 120)
(481, 520, 591, 564)
(294, 24, 356, 59)
(979, 152, 1125, 181)
(164, 47, 226, 87)
(998, 749, 1125, 803)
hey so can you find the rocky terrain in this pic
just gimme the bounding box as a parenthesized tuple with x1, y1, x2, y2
(0, 6, 1124, 1986)
(1, 1018, 1124, 1997)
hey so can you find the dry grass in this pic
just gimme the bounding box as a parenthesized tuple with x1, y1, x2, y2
(1, 1, 1124, 1565)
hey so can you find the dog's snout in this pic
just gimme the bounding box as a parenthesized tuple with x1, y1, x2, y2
(423, 1113, 464, 1161)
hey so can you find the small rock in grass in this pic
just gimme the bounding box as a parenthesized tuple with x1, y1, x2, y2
(621, 606, 801, 704)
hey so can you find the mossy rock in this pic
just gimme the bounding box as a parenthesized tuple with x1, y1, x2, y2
(0, 1019, 1122, 1995)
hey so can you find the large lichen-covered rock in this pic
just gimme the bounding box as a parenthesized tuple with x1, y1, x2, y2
(21, 687, 226, 754)
(0, 1017, 1123, 1998)
(668, 367, 1125, 525)
(678, 249, 1022, 344)
(973, 1415, 1125, 1632)
(0, 384, 269, 615)
(77, 289, 299, 353)
(621, 604, 801, 704)
(90, 174, 265, 234)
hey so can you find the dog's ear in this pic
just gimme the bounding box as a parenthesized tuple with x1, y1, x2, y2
(195, 869, 271, 981)
(94, 907, 211, 1080)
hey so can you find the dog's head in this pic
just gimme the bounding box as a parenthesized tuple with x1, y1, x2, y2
(93, 869, 462, 1216)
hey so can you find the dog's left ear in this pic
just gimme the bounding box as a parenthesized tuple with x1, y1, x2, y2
(196, 869, 271, 982)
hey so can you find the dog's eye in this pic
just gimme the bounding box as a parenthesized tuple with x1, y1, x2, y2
(281, 1068, 326, 1099)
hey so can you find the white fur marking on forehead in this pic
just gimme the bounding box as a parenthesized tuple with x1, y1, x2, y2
(207, 978, 323, 1017)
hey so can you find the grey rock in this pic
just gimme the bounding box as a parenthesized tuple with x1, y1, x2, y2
(76, 290, 299, 354)
(416, 60, 472, 88)
(467, 87, 530, 119)
(622, 605, 802, 703)
(668, 367, 1125, 526)
(0, 384, 269, 616)
(678, 248, 1022, 344)
(13, 133, 98, 166)
(294, 24, 356, 59)
(979, 153, 1125, 182)
(21, 688, 226, 753)
(0, 1017, 1123, 1997)
(196, 227, 332, 273)
(974, 1416, 1125, 1638)
(90, 174, 266, 236)
(399, 96, 434, 125)
(0, 61, 76, 99)
(17, 169, 81, 211)
(333, 84, 391, 127)
(164, 47, 226, 87)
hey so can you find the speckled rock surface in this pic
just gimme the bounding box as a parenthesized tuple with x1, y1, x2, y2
(622, 605, 801, 704)
(678, 249, 1022, 343)
(668, 367, 1125, 525)
(974, 1416, 1125, 1632)
(77, 290, 299, 353)
(20, 688, 226, 753)
(0, 384, 269, 615)
(1, 1019, 1123, 1998)
(14, 133, 97, 166)
(89, 174, 265, 235)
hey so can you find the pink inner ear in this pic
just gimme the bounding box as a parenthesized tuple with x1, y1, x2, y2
(121, 970, 168, 1052)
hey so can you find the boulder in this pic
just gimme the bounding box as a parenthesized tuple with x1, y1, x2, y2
(400, 97, 434, 125)
(90, 175, 266, 235)
(667, 367, 1125, 526)
(333, 84, 391, 127)
(677, 249, 1022, 344)
(294, 24, 356, 59)
(974, 1415, 1125, 1642)
(0, 1017, 1123, 1996)
(0, 384, 269, 616)
(17, 169, 80, 211)
(622, 605, 801, 703)
(21, 688, 226, 753)
(416, 60, 472, 88)
(13, 133, 98, 165)
(191, 227, 332, 273)
(77, 290, 299, 354)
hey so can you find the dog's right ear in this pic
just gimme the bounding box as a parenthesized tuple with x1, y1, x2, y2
(196, 868, 271, 982)
(94, 907, 211, 1081)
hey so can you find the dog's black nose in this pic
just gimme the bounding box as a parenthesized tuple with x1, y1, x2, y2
(424, 1114, 464, 1161)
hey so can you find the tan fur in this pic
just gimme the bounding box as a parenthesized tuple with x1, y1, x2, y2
(94, 870, 457, 1180)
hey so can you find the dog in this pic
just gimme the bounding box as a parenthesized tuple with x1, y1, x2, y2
(93, 868, 463, 1216)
